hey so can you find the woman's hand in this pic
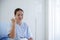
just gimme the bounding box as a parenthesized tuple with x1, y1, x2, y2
(11, 18, 16, 24)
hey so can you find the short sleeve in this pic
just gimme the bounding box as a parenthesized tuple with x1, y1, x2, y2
(27, 26, 33, 39)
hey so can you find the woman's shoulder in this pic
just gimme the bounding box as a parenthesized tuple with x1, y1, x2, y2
(22, 22, 29, 28)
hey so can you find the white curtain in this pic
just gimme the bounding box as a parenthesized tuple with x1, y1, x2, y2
(48, 0, 60, 40)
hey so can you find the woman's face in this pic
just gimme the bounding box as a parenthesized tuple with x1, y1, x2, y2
(15, 10, 23, 21)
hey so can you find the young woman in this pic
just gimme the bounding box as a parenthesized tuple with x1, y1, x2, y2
(9, 8, 33, 40)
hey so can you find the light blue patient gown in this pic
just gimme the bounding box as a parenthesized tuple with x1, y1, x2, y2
(9, 22, 32, 40)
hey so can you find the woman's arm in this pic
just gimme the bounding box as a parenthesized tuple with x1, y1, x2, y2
(28, 38, 33, 40)
(9, 18, 16, 39)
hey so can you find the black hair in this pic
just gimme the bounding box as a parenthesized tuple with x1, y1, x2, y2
(14, 8, 24, 15)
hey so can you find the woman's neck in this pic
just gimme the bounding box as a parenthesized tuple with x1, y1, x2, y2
(16, 20, 22, 25)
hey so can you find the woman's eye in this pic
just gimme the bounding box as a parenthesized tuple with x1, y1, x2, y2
(18, 14, 23, 16)
(21, 14, 23, 16)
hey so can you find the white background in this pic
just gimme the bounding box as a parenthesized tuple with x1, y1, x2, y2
(0, 0, 46, 40)
(1, 0, 60, 40)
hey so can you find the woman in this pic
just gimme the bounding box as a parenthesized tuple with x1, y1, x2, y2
(9, 8, 33, 40)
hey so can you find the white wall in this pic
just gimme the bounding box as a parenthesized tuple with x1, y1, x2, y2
(0, 0, 46, 40)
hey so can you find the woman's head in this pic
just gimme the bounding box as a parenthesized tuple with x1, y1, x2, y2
(14, 8, 24, 21)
